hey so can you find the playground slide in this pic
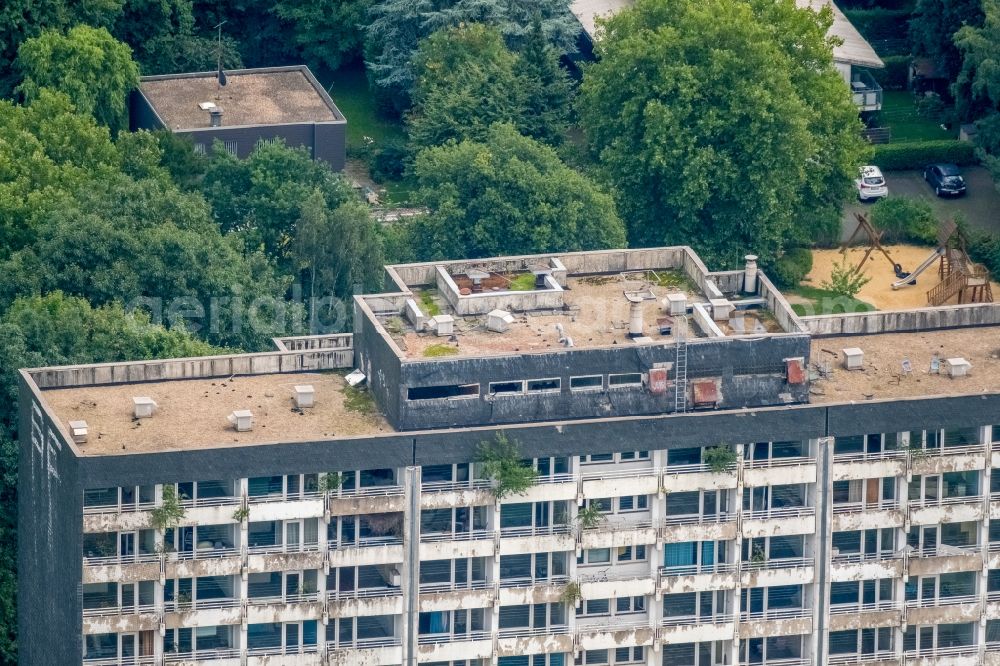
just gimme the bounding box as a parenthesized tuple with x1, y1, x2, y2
(891, 248, 943, 289)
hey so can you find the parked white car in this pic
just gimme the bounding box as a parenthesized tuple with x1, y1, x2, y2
(855, 165, 888, 202)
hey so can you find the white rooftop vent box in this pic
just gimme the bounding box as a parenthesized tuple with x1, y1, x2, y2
(132, 396, 157, 419)
(945, 357, 972, 378)
(68, 420, 88, 444)
(842, 347, 864, 371)
(344, 369, 367, 387)
(709, 298, 733, 322)
(228, 410, 254, 432)
(294, 385, 315, 409)
(486, 309, 515, 333)
(664, 293, 687, 316)
(198, 101, 217, 111)
(431, 314, 454, 337)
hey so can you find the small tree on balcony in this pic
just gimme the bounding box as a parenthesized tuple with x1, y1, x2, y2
(319, 472, 344, 493)
(575, 501, 606, 529)
(703, 445, 737, 473)
(560, 581, 583, 606)
(477, 432, 538, 500)
(151, 485, 185, 531)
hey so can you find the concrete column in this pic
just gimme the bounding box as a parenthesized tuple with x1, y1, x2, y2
(813, 436, 834, 666)
(403, 466, 421, 666)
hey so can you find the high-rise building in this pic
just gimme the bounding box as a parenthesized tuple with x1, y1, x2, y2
(18, 247, 1000, 666)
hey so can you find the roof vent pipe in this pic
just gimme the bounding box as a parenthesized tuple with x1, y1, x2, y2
(744, 255, 759, 294)
(209, 108, 223, 127)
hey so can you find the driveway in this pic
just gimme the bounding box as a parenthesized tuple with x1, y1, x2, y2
(842, 166, 1000, 241)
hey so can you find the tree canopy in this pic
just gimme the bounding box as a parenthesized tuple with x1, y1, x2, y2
(910, 0, 984, 95)
(404, 123, 626, 260)
(364, 0, 578, 108)
(579, 0, 867, 267)
(15, 25, 139, 133)
(955, 0, 1000, 183)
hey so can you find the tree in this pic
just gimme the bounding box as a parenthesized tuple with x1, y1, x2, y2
(579, 0, 868, 268)
(364, 0, 579, 109)
(15, 25, 140, 133)
(476, 432, 538, 500)
(292, 188, 385, 319)
(201, 139, 356, 269)
(515, 15, 572, 145)
(1, 173, 290, 349)
(0, 0, 123, 96)
(408, 24, 526, 151)
(272, 0, 372, 72)
(405, 123, 626, 260)
(910, 0, 984, 95)
(0, 90, 123, 256)
(955, 0, 1000, 179)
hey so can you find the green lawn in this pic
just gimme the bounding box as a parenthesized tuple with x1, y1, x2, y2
(788, 285, 876, 317)
(318, 62, 406, 150)
(879, 91, 958, 143)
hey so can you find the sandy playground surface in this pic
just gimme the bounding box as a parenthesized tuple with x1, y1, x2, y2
(804, 244, 999, 310)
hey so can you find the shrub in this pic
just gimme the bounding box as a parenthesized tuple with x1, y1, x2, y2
(822, 258, 872, 297)
(771, 247, 814, 288)
(703, 446, 738, 473)
(871, 55, 910, 90)
(968, 232, 1000, 279)
(872, 141, 977, 171)
(477, 433, 538, 500)
(151, 485, 186, 530)
(371, 143, 407, 181)
(869, 197, 938, 245)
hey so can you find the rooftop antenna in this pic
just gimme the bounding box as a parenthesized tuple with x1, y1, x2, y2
(214, 20, 228, 91)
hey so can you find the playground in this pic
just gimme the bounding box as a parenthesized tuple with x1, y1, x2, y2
(804, 215, 997, 311)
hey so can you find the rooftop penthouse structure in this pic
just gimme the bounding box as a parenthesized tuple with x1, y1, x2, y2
(17, 247, 1000, 666)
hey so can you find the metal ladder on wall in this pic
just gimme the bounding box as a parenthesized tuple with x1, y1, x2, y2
(673, 316, 688, 413)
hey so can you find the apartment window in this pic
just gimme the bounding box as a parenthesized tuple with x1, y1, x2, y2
(662, 590, 727, 620)
(578, 599, 610, 616)
(909, 472, 979, 503)
(740, 585, 803, 615)
(745, 440, 809, 461)
(527, 378, 560, 393)
(663, 540, 728, 572)
(666, 447, 702, 466)
(662, 643, 725, 665)
(833, 477, 895, 507)
(576, 649, 644, 666)
(907, 521, 979, 553)
(247, 570, 317, 602)
(247, 474, 318, 500)
(829, 628, 893, 657)
(581, 453, 614, 464)
(408, 383, 479, 400)
(422, 463, 472, 487)
(335, 468, 398, 493)
(499, 552, 568, 583)
(535, 456, 570, 478)
(506, 656, 566, 666)
(830, 579, 893, 608)
(578, 548, 612, 565)
(583, 498, 614, 514)
(616, 545, 647, 562)
(742, 535, 804, 564)
(833, 528, 895, 558)
(615, 596, 645, 614)
(834, 433, 892, 456)
(419, 558, 487, 588)
(498, 603, 565, 630)
(665, 489, 729, 518)
(223, 139, 238, 156)
(741, 635, 803, 663)
(608, 373, 642, 387)
(570, 375, 603, 391)
(742, 483, 806, 512)
(420, 506, 488, 536)
(903, 622, 975, 653)
(328, 564, 398, 595)
(83, 485, 155, 511)
(418, 608, 485, 637)
(501, 501, 569, 531)
(325, 615, 395, 647)
(619, 451, 650, 460)
(905, 571, 977, 603)
(944, 427, 981, 447)
(489, 381, 525, 396)
(617, 495, 649, 512)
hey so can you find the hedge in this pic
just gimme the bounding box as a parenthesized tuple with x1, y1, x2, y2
(871, 55, 910, 91)
(872, 141, 978, 171)
(771, 247, 814, 288)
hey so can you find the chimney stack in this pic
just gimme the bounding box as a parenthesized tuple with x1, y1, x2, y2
(628, 299, 644, 338)
(209, 108, 224, 127)
(744, 254, 759, 294)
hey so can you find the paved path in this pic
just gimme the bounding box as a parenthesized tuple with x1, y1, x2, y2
(842, 166, 1000, 241)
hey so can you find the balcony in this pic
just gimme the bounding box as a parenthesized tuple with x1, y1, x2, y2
(829, 654, 895, 666)
(830, 599, 899, 615)
(741, 506, 815, 538)
(164, 597, 240, 613)
(661, 512, 738, 542)
(84, 658, 156, 666)
(903, 644, 979, 660)
(740, 556, 813, 587)
(851, 69, 882, 112)
(163, 649, 240, 664)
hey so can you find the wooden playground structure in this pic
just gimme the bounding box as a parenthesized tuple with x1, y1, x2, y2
(841, 213, 993, 306)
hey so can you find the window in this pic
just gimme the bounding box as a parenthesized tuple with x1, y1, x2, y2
(193, 143, 206, 155)
(608, 373, 642, 387)
(615, 596, 645, 613)
(489, 381, 524, 396)
(582, 453, 614, 464)
(616, 545, 647, 562)
(619, 451, 650, 460)
(499, 552, 568, 583)
(578, 548, 611, 565)
(571, 375, 603, 391)
(829, 628, 893, 656)
(578, 599, 610, 616)
(663, 590, 727, 620)
(408, 384, 479, 400)
(584, 498, 614, 514)
(223, 139, 238, 156)
(527, 378, 560, 393)
(618, 496, 649, 512)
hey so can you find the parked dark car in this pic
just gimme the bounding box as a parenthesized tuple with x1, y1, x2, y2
(923, 163, 967, 197)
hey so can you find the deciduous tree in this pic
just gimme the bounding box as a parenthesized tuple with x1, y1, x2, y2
(406, 123, 626, 260)
(579, 0, 867, 267)
(15, 25, 140, 133)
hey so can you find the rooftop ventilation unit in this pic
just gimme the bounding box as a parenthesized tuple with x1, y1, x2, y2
(68, 420, 88, 444)
(709, 298, 733, 322)
(209, 108, 224, 127)
(842, 347, 864, 371)
(198, 101, 217, 111)
(664, 293, 687, 316)
(345, 369, 367, 387)
(228, 410, 254, 432)
(132, 396, 157, 419)
(945, 357, 972, 378)
(430, 314, 454, 337)
(294, 385, 315, 408)
(486, 309, 514, 333)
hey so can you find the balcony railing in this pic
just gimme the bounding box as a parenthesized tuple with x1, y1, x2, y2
(173, 544, 238, 561)
(420, 529, 493, 543)
(742, 506, 814, 521)
(908, 493, 983, 508)
(499, 524, 572, 538)
(851, 69, 882, 110)
(178, 495, 240, 508)
(828, 650, 895, 665)
(83, 501, 157, 515)
(832, 448, 905, 464)
(327, 636, 401, 650)
(417, 630, 490, 645)
(328, 585, 402, 600)
(83, 658, 156, 666)
(497, 625, 570, 639)
(419, 579, 492, 594)
(576, 618, 651, 633)
(246, 592, 320, 605)
(247, 540, 320, 555)
(918, 443, 985, 458)
(83, 552, 160, 567)
(661, 612, 733, 627)
(739, 659, 809, 666)
(247, 490, 323, 504)
(740, 556, 811, 572)
(328, 535, 403, 549)
(832, 499, 898, 514)
(164, 648, 240, 663)
(662, 512, 735, 527)
(903, 644, 978, 659)
(910, 544, 981, 558)
(739, 607, 811, 622)
(336, 484, 405, 498)
(581, 467, 656, 481)
(535, 473, 576, 485)
(831, 550, 899, 565)
(829, 599, 898, 615)
(659, 562, 736, 577)
(83, 603, 157, 617)
(163, 597, 239, 612)
(743, 456, 814, 469)
(498, 575, 569, 589)
(905, 593, 979, 608)
(421, 479, 491, 493)
(246, 645, 319, 657)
